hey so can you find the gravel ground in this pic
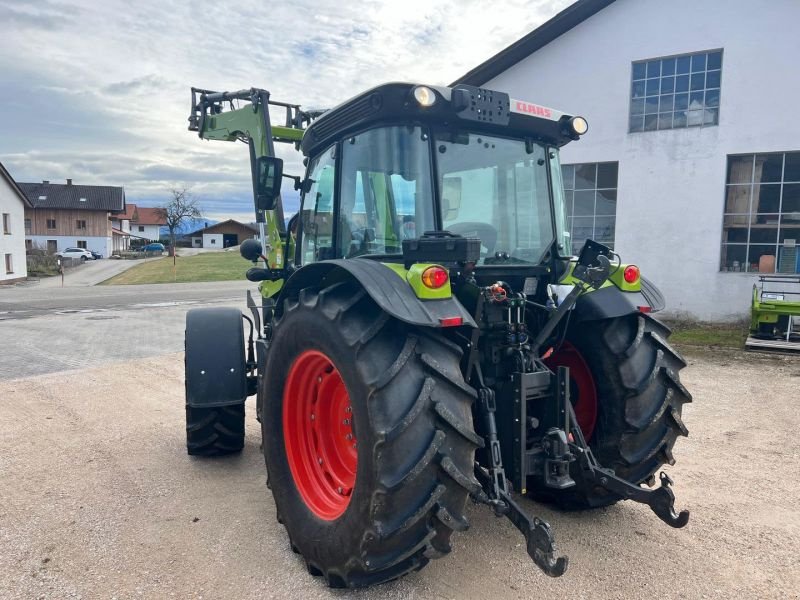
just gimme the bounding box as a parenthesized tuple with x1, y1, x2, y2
(1, 348, 798, 599)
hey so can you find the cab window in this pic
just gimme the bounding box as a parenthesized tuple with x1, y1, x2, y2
(337, 126, 434, 258)
(300, 145, 336, 263)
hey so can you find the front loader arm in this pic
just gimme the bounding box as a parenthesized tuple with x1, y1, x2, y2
(188, 87, 314, 277)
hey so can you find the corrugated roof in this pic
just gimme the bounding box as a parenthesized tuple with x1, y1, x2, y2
(451, 0, 616, 87)
(0, 161, 33, 208)
(19, 181, 125, 212)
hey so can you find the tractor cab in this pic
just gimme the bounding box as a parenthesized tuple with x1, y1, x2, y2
(293, 83, 587, 275)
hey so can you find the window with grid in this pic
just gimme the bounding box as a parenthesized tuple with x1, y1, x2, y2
(47, 218, 56, 229)
(721, 153, 800, 274)
(76, 219, 87, 230)
(562, 162, 618, 251)
(2, 213, 9, 234)
(630, 50, 722, 133)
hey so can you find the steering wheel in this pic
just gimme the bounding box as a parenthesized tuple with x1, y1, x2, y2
(445, 222, 498, 255)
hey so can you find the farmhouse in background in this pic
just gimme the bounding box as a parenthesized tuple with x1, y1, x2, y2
(188, 219, 258, 249)
(129, 206, 166, 243)
(0, 161, 32, 283)
(109, 204, 167, 252)
(19, 179, 124, 258)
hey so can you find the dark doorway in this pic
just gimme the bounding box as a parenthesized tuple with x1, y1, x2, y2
(47, 240, 57, 254)
(223, 233, 238, 248)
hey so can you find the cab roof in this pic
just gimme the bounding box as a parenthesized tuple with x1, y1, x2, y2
(301, 82, 581, 157)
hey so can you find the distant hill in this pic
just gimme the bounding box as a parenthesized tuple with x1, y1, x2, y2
(160, 217, 218, 237)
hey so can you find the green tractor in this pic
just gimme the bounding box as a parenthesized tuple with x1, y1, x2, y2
(184, 83, 691, 587)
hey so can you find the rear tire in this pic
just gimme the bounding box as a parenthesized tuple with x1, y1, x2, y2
(531, 312, 691, 508)
(262, 281, 480, 588)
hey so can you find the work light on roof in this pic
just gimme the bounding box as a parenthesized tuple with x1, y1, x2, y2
(413, 86, 436, 107)
(569, 116, 589, 136)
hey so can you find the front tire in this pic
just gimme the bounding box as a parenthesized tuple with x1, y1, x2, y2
(184, 308, 247, 456)
(534, 312, 691, 508)
(262, 282, 481, 588)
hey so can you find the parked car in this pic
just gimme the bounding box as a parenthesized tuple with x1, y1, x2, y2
(90, 250, 103, 260)
(56, 247, 94, 262)
(143, 243, 165, 254)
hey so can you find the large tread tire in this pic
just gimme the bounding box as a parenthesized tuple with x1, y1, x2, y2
(184, 307, 247, 457)
(186, 403, 244, 456)
(185, 404, 245, 456)
(262, 281, 480, 588)
(531, 312, 691, 508)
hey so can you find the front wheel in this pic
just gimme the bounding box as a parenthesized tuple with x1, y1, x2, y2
(533, 312, 692, 508)
(262, 282, 481, 588)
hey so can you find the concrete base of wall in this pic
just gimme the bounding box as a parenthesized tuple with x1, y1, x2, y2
(0, 276, 27, 285)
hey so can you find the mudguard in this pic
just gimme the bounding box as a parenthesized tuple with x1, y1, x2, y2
(185, 307, 247, 407)
(276, 259, 477, 328)
(573, 276, 666, 323)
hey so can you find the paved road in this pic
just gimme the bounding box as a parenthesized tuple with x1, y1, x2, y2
(0, 281, 254, 379)
(1, 349, 798, 599)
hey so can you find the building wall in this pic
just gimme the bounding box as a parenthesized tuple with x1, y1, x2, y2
(484, 0, 800, 320)
(202, 233, 223, 248)
(27, 235, 112, 257)
(131, 224, 161, 241)
(0, 179, 28, 282)
(25, 208, 111, 237)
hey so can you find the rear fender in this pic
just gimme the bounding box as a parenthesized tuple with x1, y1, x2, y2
(276, 259, 477, 328)
(185, 307, 248, 407)
(573, 277, 665, 323)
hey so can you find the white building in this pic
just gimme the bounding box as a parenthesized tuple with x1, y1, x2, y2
(127, 206, 166, 243)
(454, 0, 800, 321)
(0, 162, 31, 283)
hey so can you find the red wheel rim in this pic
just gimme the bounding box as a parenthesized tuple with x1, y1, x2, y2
(543, 342, 598, 441)
(282, 350, 357, 520)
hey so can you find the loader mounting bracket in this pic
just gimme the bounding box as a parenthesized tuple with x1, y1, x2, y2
(473, 375, 568, 578)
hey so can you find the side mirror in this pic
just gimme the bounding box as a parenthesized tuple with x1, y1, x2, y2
(254, 156, 284, 211)
(240, 238, 263, 262)
(442, 176, 462, 220)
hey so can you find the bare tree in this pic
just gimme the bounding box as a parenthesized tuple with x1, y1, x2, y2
(161, 188, 202, 263)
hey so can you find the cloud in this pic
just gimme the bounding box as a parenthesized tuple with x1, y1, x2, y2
(0, 0, 77, 30)
(0, 0, 571, 220)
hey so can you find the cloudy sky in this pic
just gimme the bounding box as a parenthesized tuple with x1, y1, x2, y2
(0, 0, 568, 221)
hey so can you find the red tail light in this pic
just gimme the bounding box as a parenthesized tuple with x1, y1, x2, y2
(421, 266, 449, 289)
(439, 317, 463, 327)
(623, 265, 640, 284)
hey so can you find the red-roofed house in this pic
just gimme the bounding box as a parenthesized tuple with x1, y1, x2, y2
(110, 203, 136, 252)
(132, 207, 167, 242)
(110, 204, 166, 251)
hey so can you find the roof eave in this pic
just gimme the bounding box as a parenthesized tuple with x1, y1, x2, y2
(450, 0, 616, 87)
(0, 162, 33, 208)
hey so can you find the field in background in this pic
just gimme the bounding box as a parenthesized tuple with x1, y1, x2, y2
(101, 250, 247, 285)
